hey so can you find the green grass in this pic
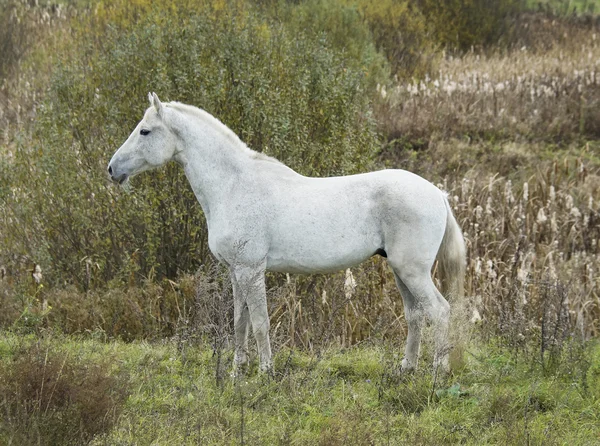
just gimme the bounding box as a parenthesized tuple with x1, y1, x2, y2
(1, 332, 599, 445)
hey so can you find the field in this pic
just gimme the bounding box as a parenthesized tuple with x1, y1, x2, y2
(1, 0, 600, 444)
(1, 332, 599, 445)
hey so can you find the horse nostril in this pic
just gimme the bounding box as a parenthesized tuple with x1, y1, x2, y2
(108, 165, 113, 176)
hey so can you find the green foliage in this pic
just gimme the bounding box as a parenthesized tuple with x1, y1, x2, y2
(348, 0, 437, 78)
(0, 1, 30, 79)
(271, 0, 389, 82)
(3, 0, 380, 288)
(530, 0, 600, 16)
(323, 0, 523, 77)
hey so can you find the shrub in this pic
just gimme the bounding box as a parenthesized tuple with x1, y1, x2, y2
(273, 0, 390, 80)
(417, 0, 523, 51)
(0, 0, 54, 79)
(347, 0, 437, 78)
(0, 0, 69, 133)
(2, 0, 380, 288)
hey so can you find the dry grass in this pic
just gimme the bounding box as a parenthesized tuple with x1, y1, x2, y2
(0, 340, 129, 445)
(450, 163, 600, 340)
(379, 14, 600, 144)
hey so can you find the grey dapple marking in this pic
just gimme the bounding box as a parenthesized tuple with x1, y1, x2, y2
(108, 93, 466, 373)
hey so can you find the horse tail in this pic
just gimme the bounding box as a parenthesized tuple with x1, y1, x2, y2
(437, 195, 466, 302)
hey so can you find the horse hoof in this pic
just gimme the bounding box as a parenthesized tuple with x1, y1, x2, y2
(231, 361, 249, 379)
(401, 358, 416, 373)
(433, 359, 450, 375)
(259, 363, 274, 377)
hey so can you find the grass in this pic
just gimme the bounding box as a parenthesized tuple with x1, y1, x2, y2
(1, 332, 598, 445)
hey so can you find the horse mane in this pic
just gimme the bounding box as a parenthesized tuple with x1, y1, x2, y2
(165, 102, 284, 166)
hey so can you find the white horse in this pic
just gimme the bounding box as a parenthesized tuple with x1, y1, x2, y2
(108, 93, 466, 373)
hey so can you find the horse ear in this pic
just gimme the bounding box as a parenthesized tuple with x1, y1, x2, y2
(150, 92, 163, 116)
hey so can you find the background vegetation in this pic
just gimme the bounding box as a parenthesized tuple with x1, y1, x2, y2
(1, 0, 599, 444)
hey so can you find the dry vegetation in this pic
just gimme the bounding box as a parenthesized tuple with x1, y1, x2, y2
(380, 15, 600, 144)
(0, 339, 129, 445)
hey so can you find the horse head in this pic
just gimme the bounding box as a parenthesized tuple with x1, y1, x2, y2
(108, 92, 179, 184)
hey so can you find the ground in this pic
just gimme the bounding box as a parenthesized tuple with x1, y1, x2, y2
(1, 332, 598, 445)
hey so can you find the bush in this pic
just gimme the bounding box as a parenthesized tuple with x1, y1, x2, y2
(0, 0, 69, 133)
(347, 0, 436, 78)
(272, 0, 389, 81)
(2, 0, 381, 288)
(417, 0, 523, 51)
(0, 0, 52, 80)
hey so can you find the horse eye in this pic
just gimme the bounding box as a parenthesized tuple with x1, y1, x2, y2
(140, 129, 151, 136)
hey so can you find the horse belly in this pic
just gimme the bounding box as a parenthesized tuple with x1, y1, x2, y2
(266, 248, 375, 274)
(265, 218, 381, 274)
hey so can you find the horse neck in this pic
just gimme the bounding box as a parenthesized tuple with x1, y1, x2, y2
(171, 111, 251, 215)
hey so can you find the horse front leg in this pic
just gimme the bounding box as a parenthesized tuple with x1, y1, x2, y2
(231, 273, 250, 375)
(231, 264, 272, 374)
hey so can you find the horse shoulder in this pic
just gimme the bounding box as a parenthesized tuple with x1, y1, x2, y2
(207, 198, 271, 265)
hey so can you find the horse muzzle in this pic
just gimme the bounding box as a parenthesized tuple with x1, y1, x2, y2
(107, 164, 128, 185)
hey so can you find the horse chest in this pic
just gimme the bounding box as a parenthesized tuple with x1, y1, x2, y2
(206, 208, 270, 264)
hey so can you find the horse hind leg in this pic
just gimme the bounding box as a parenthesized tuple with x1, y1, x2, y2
(393, 271, 423, 371)
(429, 284, 452, 372)
(392, 265, 451, 373)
